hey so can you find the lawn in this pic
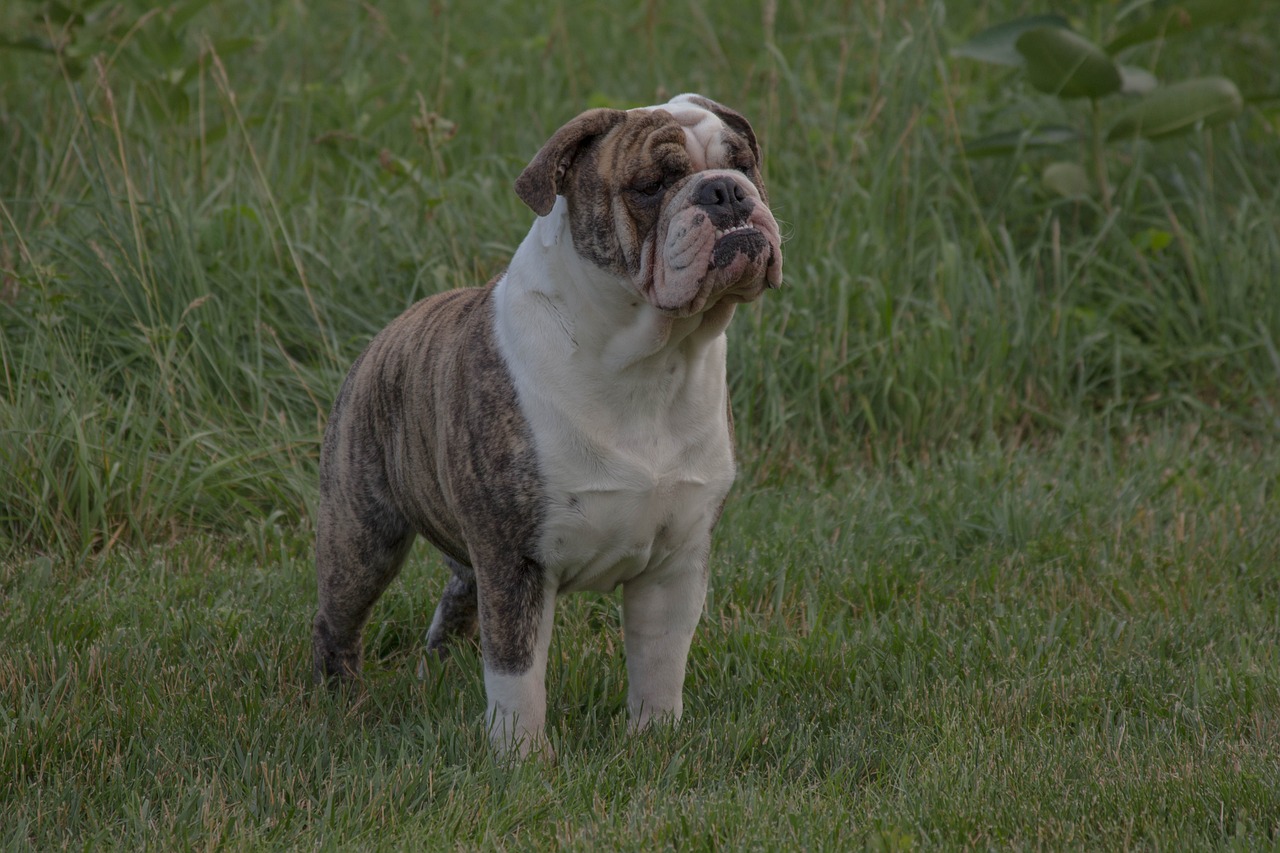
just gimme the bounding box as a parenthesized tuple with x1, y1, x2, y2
(2, 0, 1279, 848)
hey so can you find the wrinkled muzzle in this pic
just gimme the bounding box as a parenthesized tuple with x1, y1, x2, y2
(642, 171, 783, 317)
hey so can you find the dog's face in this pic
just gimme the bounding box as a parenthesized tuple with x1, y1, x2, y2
(515, 95, 783, 317)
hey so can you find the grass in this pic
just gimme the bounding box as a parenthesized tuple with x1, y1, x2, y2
(3, 428, 1278, 847)
(2, 0, 1279, 847)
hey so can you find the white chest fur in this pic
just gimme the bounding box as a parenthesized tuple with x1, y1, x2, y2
(493, 202, 736, 593)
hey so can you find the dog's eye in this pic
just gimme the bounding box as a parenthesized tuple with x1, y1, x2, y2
(632, 173, 677, 198)
(634, 179, 663, 197)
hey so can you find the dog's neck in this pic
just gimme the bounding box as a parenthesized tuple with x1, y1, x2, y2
(499, 197, 734, 377)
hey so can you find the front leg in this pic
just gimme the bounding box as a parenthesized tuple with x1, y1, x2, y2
(621, 554, 710, 731)
(476, 556, 557, 758)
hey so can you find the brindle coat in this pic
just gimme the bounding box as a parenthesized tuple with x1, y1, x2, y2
(313, 286, 545, 678)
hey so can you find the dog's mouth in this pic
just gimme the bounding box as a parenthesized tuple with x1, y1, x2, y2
(648, 225, 779, 318)
(644, 176, 783, 316)
(709, 224, 770, 272)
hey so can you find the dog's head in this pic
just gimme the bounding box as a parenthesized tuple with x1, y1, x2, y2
(516, 94, 783, 318)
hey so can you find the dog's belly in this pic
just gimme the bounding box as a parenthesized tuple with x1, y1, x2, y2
(538, 447, 733, 594)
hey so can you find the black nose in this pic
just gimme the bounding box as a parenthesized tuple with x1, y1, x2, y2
(693, 176, 753, 225)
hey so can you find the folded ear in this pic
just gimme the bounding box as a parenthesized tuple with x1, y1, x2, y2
(515, 108, 628, 216)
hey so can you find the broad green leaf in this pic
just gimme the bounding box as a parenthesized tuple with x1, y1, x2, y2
(1245, 91, 1280, 111)
(1016, 28, 1122, 100)
(1119, 66, 1158, 95)
(1042, 161, 1092, 198)
(951, 14, 1071, 66)
(962, 126, 1081, 158)
(1108, 76, 1244, 140)
(1132, 228, 1173, 253)
(1107, 0, 1260, 54)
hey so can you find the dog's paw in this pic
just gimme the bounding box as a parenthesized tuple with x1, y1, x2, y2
(627, 704, 683, 734)
(490, 728, 557, 764)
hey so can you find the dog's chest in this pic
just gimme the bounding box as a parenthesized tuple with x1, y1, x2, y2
(502, 334, 735, 593)
(491, 244, 739, 593)
(535, 414, 734, 592)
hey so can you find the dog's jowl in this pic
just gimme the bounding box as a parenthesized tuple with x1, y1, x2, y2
(313, 94, 783, 757)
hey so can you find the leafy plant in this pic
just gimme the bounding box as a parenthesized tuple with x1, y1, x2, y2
(952, 2, 1259, 207)
(0, 0, 253, 119)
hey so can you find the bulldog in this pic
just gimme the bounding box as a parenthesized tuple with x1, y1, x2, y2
(312, 94, 782, 756)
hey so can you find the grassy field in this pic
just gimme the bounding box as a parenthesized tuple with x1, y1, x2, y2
(3, 0, 1279, 847)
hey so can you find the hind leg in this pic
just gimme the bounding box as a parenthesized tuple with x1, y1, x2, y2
(313, 486, 414, 684)
(424, 556, 479, 657)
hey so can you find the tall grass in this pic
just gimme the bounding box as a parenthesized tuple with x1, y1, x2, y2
(3, 0, 1277, 554)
